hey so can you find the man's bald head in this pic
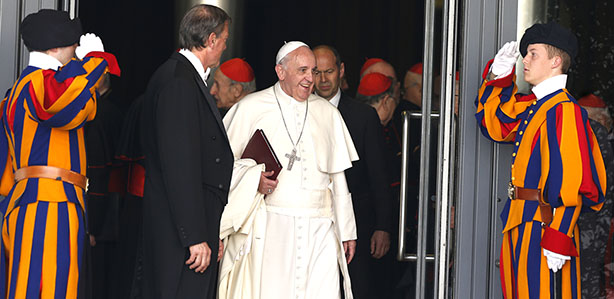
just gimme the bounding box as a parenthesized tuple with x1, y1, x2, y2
(361, 61, 397, 81)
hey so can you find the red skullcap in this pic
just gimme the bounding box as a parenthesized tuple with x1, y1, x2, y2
(409, 63, 423, 75)
(360, 58, 385, 76)
(220, 58, 255, 82)
(578, 94, 606, 108)
(358, 73, 392, 96)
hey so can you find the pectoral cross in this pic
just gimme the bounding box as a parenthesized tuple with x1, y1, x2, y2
(285, 148, 301, 171)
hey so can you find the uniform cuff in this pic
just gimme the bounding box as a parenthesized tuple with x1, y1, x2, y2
(482, 59, 514, 88)
(541, 225, 578, 257)
(86, 51, 121, 76)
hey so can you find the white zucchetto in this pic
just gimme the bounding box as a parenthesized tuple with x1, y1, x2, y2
(275, 41, 310, 64)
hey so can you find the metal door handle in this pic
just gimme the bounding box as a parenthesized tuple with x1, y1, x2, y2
(398, 111, 440, 262)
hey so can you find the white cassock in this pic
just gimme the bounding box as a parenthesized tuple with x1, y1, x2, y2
(219, 82, 359, 299)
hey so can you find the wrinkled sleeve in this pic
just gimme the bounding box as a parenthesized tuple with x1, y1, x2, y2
(475, 59, 532, 143)
(541, 102, 607, 256)
(331, 171, 357, 241)
(25, 53, 120, 130)
(0, 99, 12, 196)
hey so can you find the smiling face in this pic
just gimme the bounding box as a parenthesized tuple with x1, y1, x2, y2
(313, 47, 343, 100)
(276, 46, 315, 102)
(522, 43, 558, 86)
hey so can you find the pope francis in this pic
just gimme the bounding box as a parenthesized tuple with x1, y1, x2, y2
(219, 41, 359, 299)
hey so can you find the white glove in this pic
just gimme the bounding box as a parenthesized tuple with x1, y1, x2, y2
(75, 33, 105, 59)
(543, 248, 571, 272)
(491, 41, 520, 79)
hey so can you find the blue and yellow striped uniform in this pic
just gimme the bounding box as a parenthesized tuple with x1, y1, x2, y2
(475, 60, 606, 299)
(0, 52, 119, 299)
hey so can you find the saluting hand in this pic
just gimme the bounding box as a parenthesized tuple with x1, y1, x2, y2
(186, 241, 212, 273)
(75, 33, 105, 59)
(491, 41, 520, 79)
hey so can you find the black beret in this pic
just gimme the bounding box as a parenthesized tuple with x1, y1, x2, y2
(520, 22, 578, 61)
(20, 9, 82, 51)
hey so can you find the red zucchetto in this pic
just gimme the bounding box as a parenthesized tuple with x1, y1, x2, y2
(219, 58, 255, 82)
(359, 58, 385, 76)
(578, 94, 606, 108)
(409, 62, 423, 75)
(358, 72, 392, 96)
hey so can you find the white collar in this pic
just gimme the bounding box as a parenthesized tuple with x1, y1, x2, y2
(531, 74, 568, 100)
(179, 49, 210, 86)
(28, 52, 63, 71)
(329, 89, 341, 108)
(274, 82, 307, 108)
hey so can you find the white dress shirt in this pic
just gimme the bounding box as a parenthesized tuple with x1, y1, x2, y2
(179, 48, 210, 86)
(328, 89, 341, 108)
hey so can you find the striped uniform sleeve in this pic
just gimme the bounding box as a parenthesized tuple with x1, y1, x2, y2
(541, 101, 607, 256)
(25, 52, 120, 130)
(0, 98, 13, 196)
(475, 59, 533, 143)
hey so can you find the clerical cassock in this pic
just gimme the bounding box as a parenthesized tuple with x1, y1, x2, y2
(221, 82, 358, 299)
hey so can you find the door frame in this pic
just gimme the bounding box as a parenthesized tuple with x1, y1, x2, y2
(453, 0, 519, 298)
(0, 0, 77, 94)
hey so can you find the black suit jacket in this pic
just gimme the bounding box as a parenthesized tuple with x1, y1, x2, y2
(140, 52, 233, 299)
(338, 93, 392, 234)
(339, 93, 393, 298)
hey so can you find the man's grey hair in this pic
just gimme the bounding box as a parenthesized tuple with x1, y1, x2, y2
(231, 79, 257, 94)
(277, 53, 291, 70)
(178, 4, 231, 50)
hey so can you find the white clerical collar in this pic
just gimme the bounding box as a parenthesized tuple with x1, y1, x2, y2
(28, 52, 63, 71)
(531, 74, 567, 100)
(329, 89, 341, 108)
(274, 82, 306, 107)
(179, 48, 210, 86)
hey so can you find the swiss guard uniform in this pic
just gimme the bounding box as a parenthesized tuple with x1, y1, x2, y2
(475, 23, 606, 299)
(0, 9, 120, 299)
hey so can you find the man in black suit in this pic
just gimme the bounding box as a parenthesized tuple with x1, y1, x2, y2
(313, 45, 393, 298)
(139, 5, 233, 298)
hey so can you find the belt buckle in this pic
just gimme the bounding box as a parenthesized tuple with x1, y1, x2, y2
(507, 181, 516, 199)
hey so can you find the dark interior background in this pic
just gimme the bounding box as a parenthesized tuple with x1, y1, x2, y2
(79, 0, 614, 109)
(550, 0, 614, 104)
(79, 0, 426, 107)
(241, 0, 426, 91)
